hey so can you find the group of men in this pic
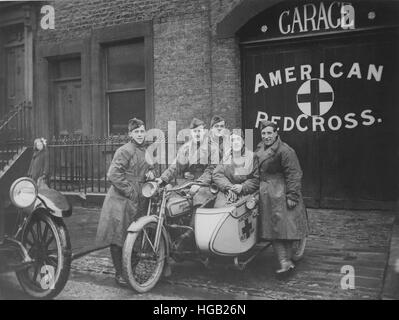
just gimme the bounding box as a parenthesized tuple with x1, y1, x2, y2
(96, 115, 308, 287)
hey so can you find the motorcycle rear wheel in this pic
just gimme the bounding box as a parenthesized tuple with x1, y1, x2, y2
(122, 222, 167, 293)
(16, 211, 71, 299)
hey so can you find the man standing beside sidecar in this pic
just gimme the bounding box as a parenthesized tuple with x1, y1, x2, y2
(256, 120, 309, 276)
(96, 118, 155, 287)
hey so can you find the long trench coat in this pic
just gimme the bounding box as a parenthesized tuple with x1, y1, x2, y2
(96, 141, 153, 247)
(256, 137, 309, 240)
(212, 149, 259, 208)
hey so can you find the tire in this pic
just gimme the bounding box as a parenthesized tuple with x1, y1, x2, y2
(122, 222, 167, 293)
(16, 210, 71, 299)
(292, 237, 307, 262)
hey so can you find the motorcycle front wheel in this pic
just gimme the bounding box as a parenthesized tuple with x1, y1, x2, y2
(122, 222, 167, 293)
(16, 211, 71, 299)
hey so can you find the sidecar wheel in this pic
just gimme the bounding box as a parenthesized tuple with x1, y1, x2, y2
(16, 211, 71, 299)
(292, 237, 307, 262)
(123, 222, 166, 293)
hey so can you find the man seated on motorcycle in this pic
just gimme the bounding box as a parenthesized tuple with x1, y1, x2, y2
(212, 132, 259, 208)
(155, 118, 218, 202)
(188, 115, 231, 197)
(155, 117, 218, 249)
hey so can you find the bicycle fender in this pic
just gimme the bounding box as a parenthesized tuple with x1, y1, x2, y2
(127, 215, 171, 259)
(127, 215, 158, 233)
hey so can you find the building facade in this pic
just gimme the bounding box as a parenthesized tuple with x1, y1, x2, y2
(0, 0, 398, 210)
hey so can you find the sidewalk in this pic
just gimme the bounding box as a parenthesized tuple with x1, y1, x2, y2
(65, 205, 397, 299)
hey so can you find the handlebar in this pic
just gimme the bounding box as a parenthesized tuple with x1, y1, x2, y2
(167, 181, 209, 192)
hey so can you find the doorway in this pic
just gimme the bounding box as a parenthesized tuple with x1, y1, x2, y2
(50, 57, 82, 138)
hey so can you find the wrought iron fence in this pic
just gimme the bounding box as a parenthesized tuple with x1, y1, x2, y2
(0, 102, 32, 170)
(47, 135, 184, 194)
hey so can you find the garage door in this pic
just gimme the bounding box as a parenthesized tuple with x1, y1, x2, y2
(242, 30, 399, 209)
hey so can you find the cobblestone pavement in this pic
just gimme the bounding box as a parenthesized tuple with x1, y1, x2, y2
(0, 206, 396, 300)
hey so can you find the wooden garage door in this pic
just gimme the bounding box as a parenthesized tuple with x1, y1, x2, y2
(242, 30, 399, 209)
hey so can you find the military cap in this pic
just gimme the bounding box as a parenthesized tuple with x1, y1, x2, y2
(189, 118, 205, 129)
(259, 120, 278, 132)
(128, 118, 145, 131)
(210, 115, 226, 128)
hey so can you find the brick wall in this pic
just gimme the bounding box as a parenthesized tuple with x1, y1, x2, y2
(36, 0, 245, 133)
(153, 12, 212, 131)
(37, 0, 208, 43)
(209, 0, 244, 130)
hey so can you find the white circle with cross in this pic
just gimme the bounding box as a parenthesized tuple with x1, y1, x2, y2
(296, 78, 334, 117)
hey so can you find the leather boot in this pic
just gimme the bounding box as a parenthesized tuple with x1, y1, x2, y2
(273, 240, 295, 274)
(110, 244, 128, 287)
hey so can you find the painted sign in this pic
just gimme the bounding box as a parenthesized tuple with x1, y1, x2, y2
(238, 0, 399, 42)
(253, 61, 384, 132)
(278, 2, 355, 35)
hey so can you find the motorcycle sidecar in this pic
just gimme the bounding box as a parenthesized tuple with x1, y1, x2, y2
(194, 193, 259, 256)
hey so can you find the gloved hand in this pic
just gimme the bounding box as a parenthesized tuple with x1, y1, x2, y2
(230, 184, 243, 194)
(227, 190, 238, 203)
(145, 170, 155, 181)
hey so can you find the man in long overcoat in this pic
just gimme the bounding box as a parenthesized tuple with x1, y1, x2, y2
(256, 120, 309, 274)
(96, 118, 154, 286)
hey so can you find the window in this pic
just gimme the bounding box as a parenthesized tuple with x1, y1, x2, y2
(105, 40, 146, 135)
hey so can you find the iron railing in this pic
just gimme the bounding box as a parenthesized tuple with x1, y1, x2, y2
(47, 135, 184, 194)
(0, 102, 32, 171)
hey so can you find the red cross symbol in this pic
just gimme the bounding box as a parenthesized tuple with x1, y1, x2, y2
(296, 78, 334, 117)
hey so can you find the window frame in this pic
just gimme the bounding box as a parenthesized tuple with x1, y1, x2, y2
(104, 40, 146, 136)
(91, 21, 154, 137)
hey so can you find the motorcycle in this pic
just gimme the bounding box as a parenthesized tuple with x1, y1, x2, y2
(0, 177, 72, 299)
(122, 180, 307, 293)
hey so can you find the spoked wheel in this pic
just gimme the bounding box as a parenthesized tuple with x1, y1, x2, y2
(16, 211, 71, 299)
(122, 222, 167, 293)
(292, 237, 307, 262)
